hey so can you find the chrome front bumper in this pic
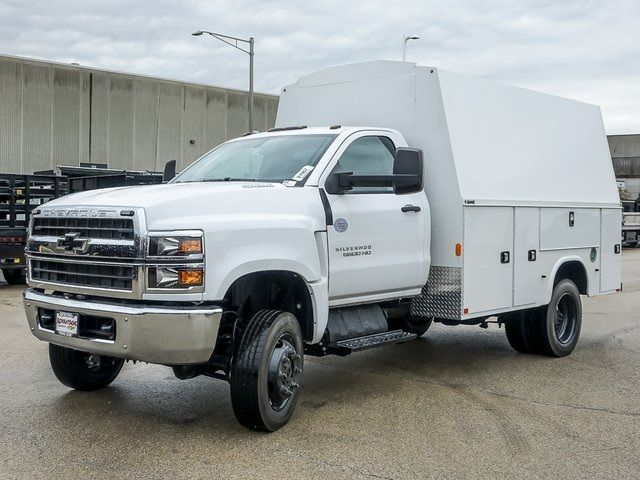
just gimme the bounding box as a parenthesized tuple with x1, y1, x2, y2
(23, 289, 223, 365)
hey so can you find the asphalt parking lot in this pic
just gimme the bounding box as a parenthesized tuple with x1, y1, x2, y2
(2, 253, 639, 480)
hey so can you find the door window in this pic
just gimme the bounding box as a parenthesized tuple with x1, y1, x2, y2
(334, 136, 395, 193)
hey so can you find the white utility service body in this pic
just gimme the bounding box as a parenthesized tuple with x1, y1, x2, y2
(277, 61, 622, 321)
(23, 61, 621, 431)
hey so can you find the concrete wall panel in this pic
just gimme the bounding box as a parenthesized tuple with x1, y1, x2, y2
(22, 63, 52, 173)
(90, 72, 110, 166)
(79, 71, 90, 165)
(0, 60, 22, 173)
(182, 86, 206, 168)
(108, 76, 134, 169)
(133, 79, 159, 170)
(156, 84, 183, 170)
(204, 89, 227, 153)
(51, 68, 80, 167)
(226, 91, 249, 139)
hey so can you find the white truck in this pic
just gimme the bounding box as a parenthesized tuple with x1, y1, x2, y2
(23, 61, 621, 431)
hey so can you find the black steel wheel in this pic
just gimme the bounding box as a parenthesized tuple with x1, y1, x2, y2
(230, 310, 303, 432)
(503, 279, 581, 357)
(49, 344, 124, 391)
(3, 268, 25, 285)
(538, 279, 582, 357)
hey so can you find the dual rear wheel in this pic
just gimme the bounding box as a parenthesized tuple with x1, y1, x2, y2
(504, 279, 582, 357)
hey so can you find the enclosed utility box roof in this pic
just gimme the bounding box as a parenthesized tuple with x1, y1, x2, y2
(276, 60, 619, 207)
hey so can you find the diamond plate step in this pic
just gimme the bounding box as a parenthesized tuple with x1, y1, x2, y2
(333, 329, 417, 352)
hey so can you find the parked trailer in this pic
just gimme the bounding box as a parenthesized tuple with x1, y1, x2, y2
(0, 174, 66, 284)
(23, 61, 621, 431)
(1, 166, 165, 284)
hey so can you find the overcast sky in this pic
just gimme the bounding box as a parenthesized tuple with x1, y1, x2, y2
(1, 0, 638, 133)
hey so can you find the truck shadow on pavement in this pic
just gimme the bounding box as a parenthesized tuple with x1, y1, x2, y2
(43, 326, 563, 435)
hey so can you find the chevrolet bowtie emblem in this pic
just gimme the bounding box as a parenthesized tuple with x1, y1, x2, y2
(56, 232, 89, 254)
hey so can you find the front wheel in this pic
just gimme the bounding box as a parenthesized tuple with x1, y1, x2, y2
(49, 344, 124, 391)
(230, 310, 304, 432)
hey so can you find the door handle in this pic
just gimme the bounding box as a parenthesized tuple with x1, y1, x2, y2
(401, 205, 421, 213)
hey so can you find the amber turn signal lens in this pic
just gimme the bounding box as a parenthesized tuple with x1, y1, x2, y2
(455, 243, 462, 256)
(178, 269, 203, 286)
(178, 238, 202, 254)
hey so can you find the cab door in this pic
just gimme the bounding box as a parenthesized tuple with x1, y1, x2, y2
(322, 132, 428, 302)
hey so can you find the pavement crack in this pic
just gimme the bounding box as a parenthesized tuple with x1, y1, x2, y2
(481, 390, 640, 418)
(313, 458, 395, 480)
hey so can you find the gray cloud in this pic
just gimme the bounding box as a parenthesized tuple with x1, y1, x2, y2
(1, 0, 638, 132)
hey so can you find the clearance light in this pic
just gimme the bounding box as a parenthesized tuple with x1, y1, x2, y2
(455, 243, 462, 257)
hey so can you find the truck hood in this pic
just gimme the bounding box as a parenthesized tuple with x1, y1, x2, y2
(44, 182, 326, 231)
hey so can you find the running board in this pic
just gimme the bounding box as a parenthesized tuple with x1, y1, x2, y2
(329, 329, 417, 355)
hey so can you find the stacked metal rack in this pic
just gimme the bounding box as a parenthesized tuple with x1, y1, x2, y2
(0, 165, 165, 284)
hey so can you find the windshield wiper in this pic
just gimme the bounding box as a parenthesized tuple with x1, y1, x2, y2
(180, 177, 260, 183)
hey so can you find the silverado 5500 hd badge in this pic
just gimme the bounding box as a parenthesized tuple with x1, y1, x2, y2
(335, 245, 372, 257)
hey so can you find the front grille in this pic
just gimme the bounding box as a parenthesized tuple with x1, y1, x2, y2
(31, 259, 134, 290)
(32, 217, 135, 240)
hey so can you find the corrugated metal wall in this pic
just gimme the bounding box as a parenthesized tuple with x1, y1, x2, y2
(0, 54, 279, 173)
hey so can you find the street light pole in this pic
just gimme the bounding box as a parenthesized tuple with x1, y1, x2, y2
(402, 35, 420, 62)
(192, 29, 255, 132)
(249, 37, 254, 133)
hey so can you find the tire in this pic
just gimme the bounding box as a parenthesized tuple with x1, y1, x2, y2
(49, 344, 124, 391)
(503, 279, 582, 357)
(3, 268, 25, 285)
(394, 315, 433, 337)
(230, 310, 304, 432)
(504, 309, 543, 354)
(536, 279, 582, 357)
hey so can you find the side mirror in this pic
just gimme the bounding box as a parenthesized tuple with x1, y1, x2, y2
(392, 148, 423, 194)
(324, 148, 424, 195)
(163, 160, 177, 182)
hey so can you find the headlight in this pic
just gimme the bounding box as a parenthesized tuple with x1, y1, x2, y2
(148, 236, 203, 257)
(146, 231, 205, 292)
(148, 266, 204, 288)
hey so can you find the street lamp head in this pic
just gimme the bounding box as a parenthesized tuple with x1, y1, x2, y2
(404, 35, 420, 41)
(191, 30, 203, 36)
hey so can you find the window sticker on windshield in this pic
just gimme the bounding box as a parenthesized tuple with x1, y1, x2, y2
(291, 165, 314, 182)
(282, 180, 297, 187)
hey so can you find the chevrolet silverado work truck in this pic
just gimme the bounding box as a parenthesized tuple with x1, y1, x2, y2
(23, 62, 621, 431)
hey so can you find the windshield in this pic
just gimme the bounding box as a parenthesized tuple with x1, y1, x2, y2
(173, 134, 337, 184)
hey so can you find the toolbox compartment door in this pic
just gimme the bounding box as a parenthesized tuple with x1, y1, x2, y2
(600, 209, 622, 293)
(463, 206, 514, 315)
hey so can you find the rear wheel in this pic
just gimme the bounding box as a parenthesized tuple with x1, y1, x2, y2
(537, 279, 582, 357)
(230, 310, 304, 432)
(3, 268, 25, 285)
(49, 344, 124, 391)
(504, 309, 542, 354)
(503, 279, 582, 357)
(394, 314, 433, 337)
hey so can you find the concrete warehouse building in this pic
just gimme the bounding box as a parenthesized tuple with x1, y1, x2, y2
(609, 134, 640, 199)
(0, 54, 278, 174)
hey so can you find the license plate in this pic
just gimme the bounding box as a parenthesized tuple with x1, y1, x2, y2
(55, 311, 79, 337)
